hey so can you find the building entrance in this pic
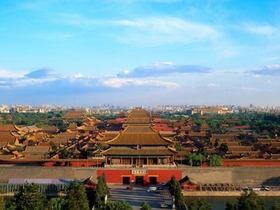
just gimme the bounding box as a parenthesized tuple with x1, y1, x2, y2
(149, 176, 157, 185)
(122, 177, 130, 185)
(135, 176, 144, 185)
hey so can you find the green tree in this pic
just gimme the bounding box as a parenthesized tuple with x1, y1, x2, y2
(13, 183, 47, 210)
(47, 197, 66, 210)
(271, 201, 280, 210)
(219, 143, 229, 154)
(234, 191, 265, 210)
(65, 181, 89, 210)
(188, 198, 212, 210)
(185, 152, 206, 166)
(185, 152, 194, 166)
(0, 197, 5, 210)
(95, 173, 109, 208)
(5, 199, 17, 210)
(50, 141, 58, 151)
(208, 154, 223, 166)
(214, 139, 219, 148)
(59, 149, 73, 159)
(225, 201, 235, 210)
(197, 148, 208, 157)
(57, 123, 68, 133)
(105, 200, 133, 210)
(169, 175, 185, 209)
(140, 201, 152, 210)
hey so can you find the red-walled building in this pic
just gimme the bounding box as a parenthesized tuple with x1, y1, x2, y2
(97, 109, 180, 184)
(97, 168, 182, 185)
(102, 109, 177, 167)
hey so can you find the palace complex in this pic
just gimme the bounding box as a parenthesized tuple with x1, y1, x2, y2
(102, 109, 177, 167)
(1, 108, 280, 165)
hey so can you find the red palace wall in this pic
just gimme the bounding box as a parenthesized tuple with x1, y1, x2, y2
(223, 159, 280, 166)
(97, 168, 182, 184)
(194, 160, 280, 167)
(43, 160, 103, 167)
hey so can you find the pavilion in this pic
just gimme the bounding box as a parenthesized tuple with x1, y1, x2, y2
(102, 109, 177, 167)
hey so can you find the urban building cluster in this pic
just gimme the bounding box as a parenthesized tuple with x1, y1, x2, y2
(1, 104, 280, 115)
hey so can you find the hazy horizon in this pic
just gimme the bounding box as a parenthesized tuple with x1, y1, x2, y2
(1, 0, 280, 107)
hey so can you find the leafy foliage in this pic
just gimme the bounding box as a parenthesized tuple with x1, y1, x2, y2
(185, 152, 205, 166)
(105, 200, 133, 210)
(169, 175, 185, 209)
(1, 113, 55, 126)
(140, 201, 152, 210)
(188, 198, 212, 210)
(208, 154, 223, 166)
(219, 143, 229, 154)
(13, 183, 47, 210)
(226, 190, 265, 210)
(46, 197, 66, 210)
(65, 181, 89, 210)
(271, 201, 280, 210)
(225, 201, 235, 210)
(0, 197, 5, 210)
(95, 173, 109, 208)
(236, 191, 265, 210)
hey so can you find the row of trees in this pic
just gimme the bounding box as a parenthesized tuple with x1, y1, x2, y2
(3, 181, 88, 210)
(226, 190, 280, 210)
(0, 112, 61, 126)
(2, 173, 279, 210)
(186, 191, 280, 210)
(1, 174, 153, 210)
(168, 176, 280, 210)
(185, 148, 223, 166)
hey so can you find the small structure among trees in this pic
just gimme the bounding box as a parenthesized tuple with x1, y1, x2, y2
(179, 175, 198, 190)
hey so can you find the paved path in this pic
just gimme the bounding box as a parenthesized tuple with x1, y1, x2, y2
(109, 184, 169, 210)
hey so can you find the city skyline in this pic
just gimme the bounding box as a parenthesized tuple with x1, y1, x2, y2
(1, 0, 280, 106)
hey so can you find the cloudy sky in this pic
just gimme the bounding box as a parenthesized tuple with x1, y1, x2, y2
(1, 0, 280, 107)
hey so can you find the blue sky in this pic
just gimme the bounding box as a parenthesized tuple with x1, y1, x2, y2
(1, 0, 280, 107)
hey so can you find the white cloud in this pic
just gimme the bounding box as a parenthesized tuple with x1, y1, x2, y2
(73, 73, 84, 78)
(0, 69, 26, 78)
(53, 13, 219, 46)
(2, 63, 280, 106)
(101, 77, 178, 88)
(56, 13, 103, 27)
(122, 70, 130, 75)
(207, 83, 220, 87)
(239, 87, 266, 92)
(25, 68, 58, 79)
(113, 16, 220, 46)
(249, 64, 280, 76)
(245, 24, 277, 36)
(118, 62, 212, 78)
(0, 66, 179, 90)
(237, 23, 278, 37)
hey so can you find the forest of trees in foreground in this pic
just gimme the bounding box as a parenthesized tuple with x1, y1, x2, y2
(1, 175, 280, 210)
